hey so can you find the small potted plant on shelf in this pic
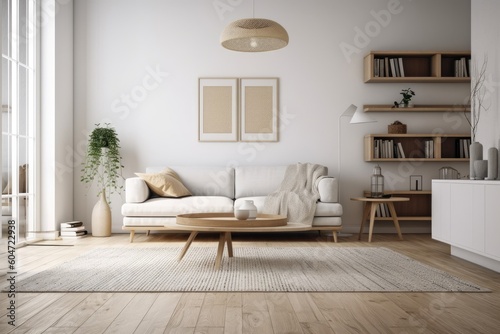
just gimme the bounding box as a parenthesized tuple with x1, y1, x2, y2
(393, 88, 415, 108)
(81, 123, 124, 237)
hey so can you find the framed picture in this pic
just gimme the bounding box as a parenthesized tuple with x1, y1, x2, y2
(410, 175, 423, 191)
(240, 78, 278, 142)
(198, 78, 238, 142)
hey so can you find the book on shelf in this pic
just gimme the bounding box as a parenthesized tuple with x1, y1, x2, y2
(398, 58, 405, 77)
(454, 57, 470, 77)
(397, 142, 406, 158)
(375, 203, 391, 217)
(424, 140, 434, 158)
(60, 221, 83, 228)
(384, 57, 390, 77)
(390, 58, 397, 77)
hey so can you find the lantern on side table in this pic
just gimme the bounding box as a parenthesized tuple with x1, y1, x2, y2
(371, 165, 384, 197)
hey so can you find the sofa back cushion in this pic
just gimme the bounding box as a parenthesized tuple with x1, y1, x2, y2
(235, 166, 287, 198)
(146, 166, 234, 198)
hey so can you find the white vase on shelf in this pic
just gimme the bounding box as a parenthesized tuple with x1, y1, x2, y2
(91, 188, 111, 237)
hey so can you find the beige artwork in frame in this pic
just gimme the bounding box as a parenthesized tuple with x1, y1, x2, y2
(198, 78, 238, 142)
(240, 78, 279, 142)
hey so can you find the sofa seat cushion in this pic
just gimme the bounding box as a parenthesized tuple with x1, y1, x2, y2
(312, 217, 342, 227)
(315, 202, 343, 217)
(121, 196, 234, 217)
(235, 197, 342, 217)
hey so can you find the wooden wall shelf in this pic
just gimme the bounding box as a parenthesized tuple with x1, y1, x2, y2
(363, 105, 470, 113)
(364, 134, 471, 162)
(364, 51, 471, 83)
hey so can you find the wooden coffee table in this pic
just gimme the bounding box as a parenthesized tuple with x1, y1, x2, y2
(175, 213, 308, 269)
(351, 197, 410, 242)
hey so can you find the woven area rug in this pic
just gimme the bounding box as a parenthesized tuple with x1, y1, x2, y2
(14, 247, 487, 292)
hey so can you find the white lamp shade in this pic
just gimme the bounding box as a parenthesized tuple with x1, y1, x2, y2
(340, 104, 376, 124)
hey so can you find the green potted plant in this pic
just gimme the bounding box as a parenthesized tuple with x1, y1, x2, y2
(393, 88, 415, 108)
(81, 123, 124, 236)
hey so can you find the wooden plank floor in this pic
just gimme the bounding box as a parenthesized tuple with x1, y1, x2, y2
(1, 232, 500, 333)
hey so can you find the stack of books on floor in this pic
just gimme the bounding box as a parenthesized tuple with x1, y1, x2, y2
(60, 221, 88, 239)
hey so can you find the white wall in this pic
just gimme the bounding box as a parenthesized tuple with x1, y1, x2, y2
(73, 0, 471, 234)
(472, 0, 500, 151)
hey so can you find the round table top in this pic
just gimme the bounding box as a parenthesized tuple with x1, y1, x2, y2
(351, 196, 410, 202)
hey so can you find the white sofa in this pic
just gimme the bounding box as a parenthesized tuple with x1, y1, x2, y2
(121, 165, 343, 242)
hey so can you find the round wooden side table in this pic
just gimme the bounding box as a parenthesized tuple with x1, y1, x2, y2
(351, 197, 410, 242)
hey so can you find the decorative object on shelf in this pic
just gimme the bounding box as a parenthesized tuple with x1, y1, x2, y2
(439, 167, 460, 179)
(220, 0, 288, 52)
(474, 160, 488, 180)
(410, 175, 423, 191)
(393, 88, 415, 108)
(487, 147, 498, 180)
(81, 123, 124, 237)
(388, 120, 407, 134)
(370, 165, 384, 198)
(237, 200, 258, 220)
(469, 141, 483, 179)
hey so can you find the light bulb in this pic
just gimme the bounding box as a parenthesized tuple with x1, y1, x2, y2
(250, 38, 258, 48)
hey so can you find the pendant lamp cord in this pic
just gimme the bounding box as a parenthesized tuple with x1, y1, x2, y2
(252, 0, 255, 18)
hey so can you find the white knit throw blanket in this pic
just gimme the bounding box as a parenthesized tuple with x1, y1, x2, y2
(262, 163, 327, 225)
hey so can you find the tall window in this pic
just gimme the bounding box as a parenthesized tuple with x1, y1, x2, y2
(1, 0, 38, 243)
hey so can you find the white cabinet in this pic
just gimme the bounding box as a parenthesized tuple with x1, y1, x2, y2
(431, 182, 451, 242)
(485, 185, 500, 259)
(432, 180, 500, 273)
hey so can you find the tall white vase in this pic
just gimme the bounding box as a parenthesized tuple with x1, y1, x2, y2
(92, 188, 111, 237)
(469, 142, 483, 180)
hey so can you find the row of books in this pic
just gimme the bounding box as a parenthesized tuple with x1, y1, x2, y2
(454, 58, 470, 77)
(373, 57, 405, 77)
(374, 140, 406, 159)
(60, 221, 88, 239)
(456, 138, 472, 158)
(375, 203, 392, 218)
(374, 140, 437, 159)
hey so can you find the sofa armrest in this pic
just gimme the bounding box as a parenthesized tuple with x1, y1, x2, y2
(317, 177, 338, 203)
(125, 177, 150, 203)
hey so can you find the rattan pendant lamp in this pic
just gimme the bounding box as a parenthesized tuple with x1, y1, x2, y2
(220, 1, 288, 52)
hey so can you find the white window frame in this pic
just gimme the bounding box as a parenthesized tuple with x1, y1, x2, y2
(1, 0, 39, 244)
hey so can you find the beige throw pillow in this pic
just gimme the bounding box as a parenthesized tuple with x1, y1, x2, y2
(135, 168, 192, 198)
